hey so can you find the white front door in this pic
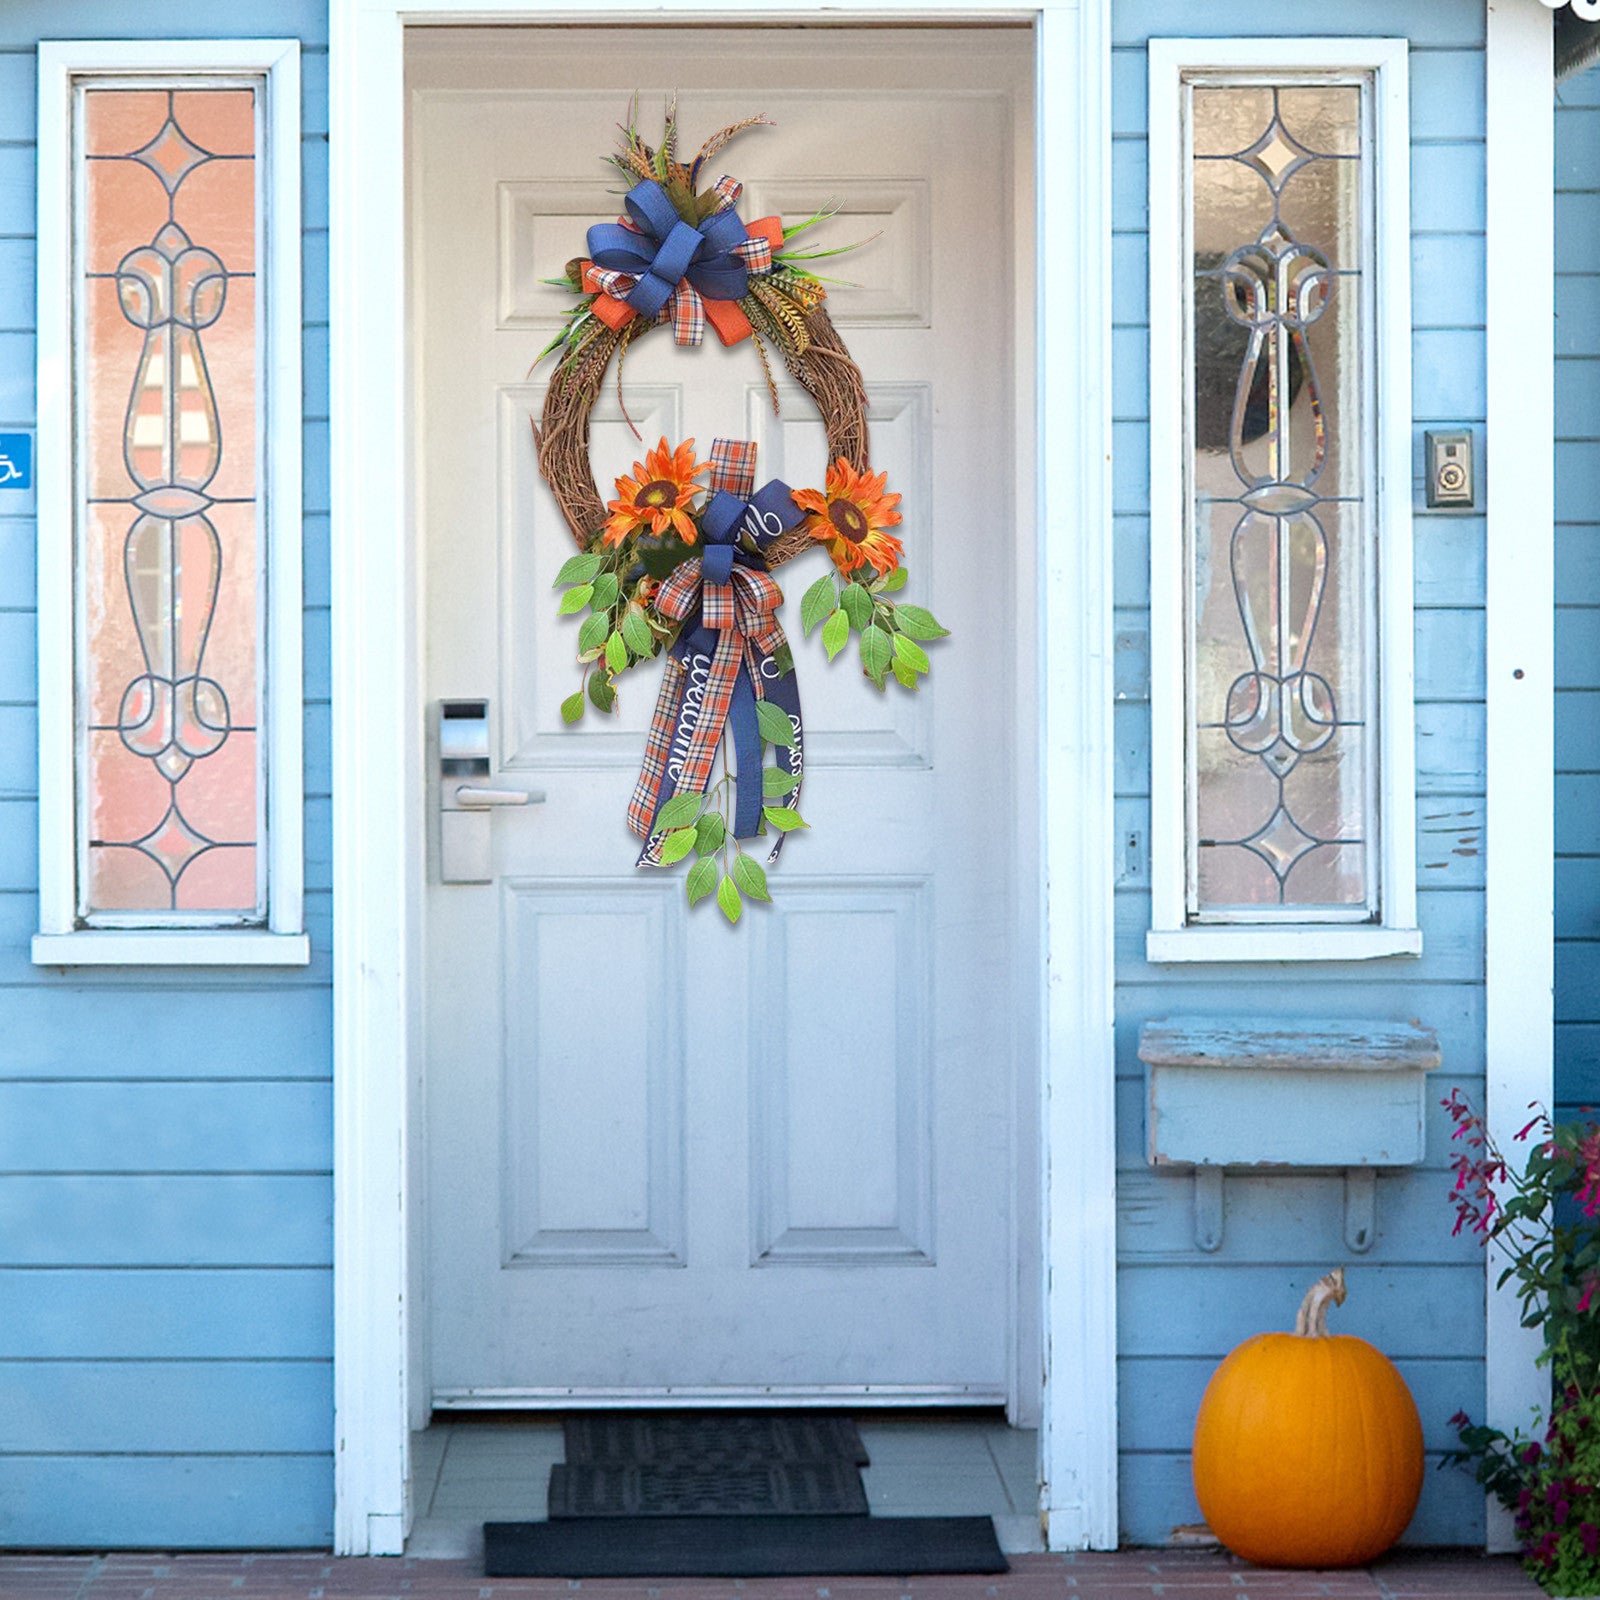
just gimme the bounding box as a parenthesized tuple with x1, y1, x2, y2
(412, 26, 1033, 1406)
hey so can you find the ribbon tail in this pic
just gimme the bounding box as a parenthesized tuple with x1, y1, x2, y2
(758, 650, 804, 864)
(728, 663, 764, 839)
(630, 656, 691, 865)
(704, 297, 754, 347)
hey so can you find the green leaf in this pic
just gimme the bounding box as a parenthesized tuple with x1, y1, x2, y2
(622, 606, 655, 657)
(577, 612, 610, 654)
(605, 631, 628, 673)
(860, 622, 892, 679)
(655, 792, 705, 832)
(659, 826, 699, 865)
(590, 572, 620, 610)
(755, 700, 796, 747)
(770, 642, 795, 678)
(686, 855, 718, 905)
(763, 765, 799, 798)
(558, 583, 594, 616)
(588, 672, 616, 713)
(559, 691, 585, 724)
(893, 603, 950, 641)
(892, 633, 931, 674)
(878, 565, 910, 593)
(892, 658, 920, 690)
(821, 609, 849, 661)
(695, 810, 726, 855)
(717, 872, 743, 924)
(800, 571, 839, 636)
(840, 582, 873, 631)
(731, 851, 771, 902)
(762, 805, 809, 833)
(554, 552, 603, 587)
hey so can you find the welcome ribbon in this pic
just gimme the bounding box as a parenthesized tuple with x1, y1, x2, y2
(629, 440, 806, 862)
(582, 177, 783, 347)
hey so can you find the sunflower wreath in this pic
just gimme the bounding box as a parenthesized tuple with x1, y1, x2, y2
(534, 105, 949, 920)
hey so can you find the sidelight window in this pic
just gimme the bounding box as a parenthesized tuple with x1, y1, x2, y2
(1146, 40, 1419, 961)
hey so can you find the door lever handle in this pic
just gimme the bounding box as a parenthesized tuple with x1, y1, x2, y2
(454, 784, 545, 808)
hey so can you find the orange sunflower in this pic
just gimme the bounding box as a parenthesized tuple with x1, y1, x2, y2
(793, 457, 904, 577)
(603, 438, 706, 546)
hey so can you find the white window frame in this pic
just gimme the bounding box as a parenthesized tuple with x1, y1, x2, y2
(1146, 37, 1418, 964)
(33, 40, 307, 966)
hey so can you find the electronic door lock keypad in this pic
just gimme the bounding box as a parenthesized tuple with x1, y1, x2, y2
(435, 698, 543, 883)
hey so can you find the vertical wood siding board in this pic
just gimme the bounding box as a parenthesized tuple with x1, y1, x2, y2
(0, 1175, 332, 1266)
(1111, 325, 1149, 421)
(0, 55, 33, 142)
(0, 1456, 334, 1549)
(1557, 374, 1600, 441)
(0, 799, 37, 888)
(0, 988, 330, 1077)
(0, 331, 35, 420)
(1413, 144, 1488, 234)
(1414, 234, 1487, 328)
(1556, 690, 1600, 769)
(0, 1082, 333, 1172)
(0, 1361, 332, 1453)
(1554, 79, 1600, 1154)
(1408, 50, 1487, 140)
(0, 238, 34, 331)
(1557, 941, 1600, 1024)
(1413, 328, 1487, 420)
(0, 1268, 331, 1359)
(0, 522, 31, 610)
(0, 146, 34, 230)
(0, 703, 36, 794)
(0, 612, 36, 700)
(1415, 516, 1487, 609)
(1558, 777, 1600, 853)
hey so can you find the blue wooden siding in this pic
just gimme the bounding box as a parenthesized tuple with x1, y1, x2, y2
(1110, 1, 1489, 1545)
(0, 1, 333, 1549)
(1556, 70, 1600, 1133)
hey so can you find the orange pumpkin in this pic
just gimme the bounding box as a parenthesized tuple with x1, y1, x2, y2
(1191, 1267, 1424, 1568)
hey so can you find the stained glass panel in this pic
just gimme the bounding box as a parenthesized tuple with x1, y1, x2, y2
(1187, 79, 1375, 917)
(79, 86, 262, 920)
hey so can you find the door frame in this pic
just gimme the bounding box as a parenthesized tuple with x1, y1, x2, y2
(328, 0, 1117, 1557)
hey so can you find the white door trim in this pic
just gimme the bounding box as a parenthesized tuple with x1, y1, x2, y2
(1484, 0, 1555, 1553)
(328, 0, 1117, 1557)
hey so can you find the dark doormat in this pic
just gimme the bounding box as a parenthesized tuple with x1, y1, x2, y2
(548, 1460, 870, 1517)
(483, 1514, 1010, 1577)
(562, 1411, 870, 1468)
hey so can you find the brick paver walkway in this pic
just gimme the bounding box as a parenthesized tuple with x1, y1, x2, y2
(0, 1551, 1546, 1600)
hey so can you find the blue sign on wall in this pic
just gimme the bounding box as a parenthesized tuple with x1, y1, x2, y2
(0, 433, 31, 490)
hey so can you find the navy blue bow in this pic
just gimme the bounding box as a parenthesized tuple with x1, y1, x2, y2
(697, 477, 804, 583)
(586, 179, 752, 321)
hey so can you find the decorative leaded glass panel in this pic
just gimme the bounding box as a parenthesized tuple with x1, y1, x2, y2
(79, 86, 262, 920)
(1186, 78, 1376, 918)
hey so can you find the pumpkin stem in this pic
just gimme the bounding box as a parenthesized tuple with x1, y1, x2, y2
(1293, 1267, 1348, 1338)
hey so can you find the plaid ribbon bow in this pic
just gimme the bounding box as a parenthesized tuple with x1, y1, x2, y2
(628, 440, 806, 861)
(583, 177, 783, 348)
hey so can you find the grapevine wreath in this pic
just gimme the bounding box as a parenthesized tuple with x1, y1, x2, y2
(534, 105, 948, 920)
